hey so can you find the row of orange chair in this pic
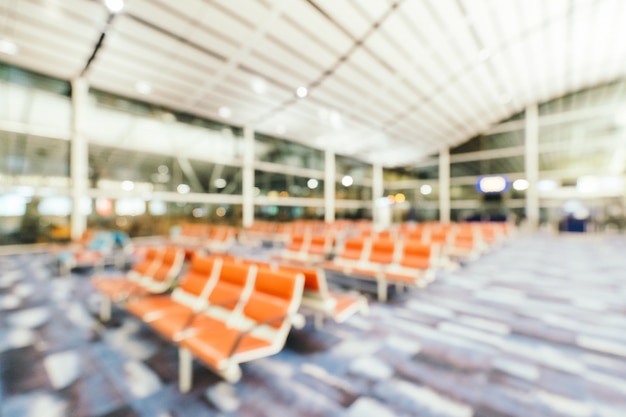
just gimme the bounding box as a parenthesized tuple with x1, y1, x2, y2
(170, 224, 237, 255)
(91, 250, 367, 388)
(92, 246, 185, 321)
(325, 238, 437, 301)
(201, 255, 368, 329)
(95, 254, 304, 390)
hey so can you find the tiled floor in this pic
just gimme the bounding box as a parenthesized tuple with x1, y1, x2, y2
(1, 233, 626, 417)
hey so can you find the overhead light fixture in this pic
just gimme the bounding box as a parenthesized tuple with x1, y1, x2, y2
(341, 175, 353, 187)
(218, 106, 232, 118)
(214, 178, 227, 189)
(177, 184, 190, 194)
(537, 179, 558, 192)
(121, 180, 134, 191)
(307, 179, 319, 189)
(135, 81, 152, 95)
(296, 86, 308, 98)
(395, 193, 406, 203)
(0, 39, 18, 56)
(251, 77, 267, 94)
(329, 111, 343, 129)
(512, 179, 529, 191)
(420, 184, 432, 195)
(104, 0, 125, 13)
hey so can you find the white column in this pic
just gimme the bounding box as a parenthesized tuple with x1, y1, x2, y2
(70, 78, 89, 241)
(438, 146, 450, 223)
(324, 150, 335, 223)
(525, 104, 540, 230)
(242, 126, 255, 228)
(372, 163, 385, 228)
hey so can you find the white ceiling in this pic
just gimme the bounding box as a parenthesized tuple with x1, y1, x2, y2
(1, 0, 626, 167)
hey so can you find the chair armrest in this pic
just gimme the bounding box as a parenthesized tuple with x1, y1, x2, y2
(227, 313, 304, 357)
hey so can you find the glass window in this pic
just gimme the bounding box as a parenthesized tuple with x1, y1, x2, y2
(255, 170, 324, 198)
(336, 154, 372, 181)
(0, 62, 70, 96)
(451, 156, 524, 177)
(255, 133, 324, 170)
(0, 133, 70, 177)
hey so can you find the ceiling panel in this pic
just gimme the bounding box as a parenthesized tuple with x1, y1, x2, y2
(1, 0, 625, 167)
(313, 0, 371, 39)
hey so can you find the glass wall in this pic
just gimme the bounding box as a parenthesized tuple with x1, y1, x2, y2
(443, 78, 626, 226)
(0, 63, 374, 244)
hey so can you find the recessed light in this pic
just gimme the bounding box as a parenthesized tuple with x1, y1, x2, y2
(329, 111, 342, 129)
(420, 184, 432, 195)
(177, 184, 190, 194)
(513, 179, 529, 191)
(135, 81, 152, 95)
(214, 178, 227, 189)
(296, 86, 308, 98)
(218, 106, 232, 118)
(104, 0, 125, 13)
(307, 179, 319, 189)
(251, 77, 267, 94)
(0, 39, 18, 56)
(121, 181, 134, 191)
(341, 175, 353, 187)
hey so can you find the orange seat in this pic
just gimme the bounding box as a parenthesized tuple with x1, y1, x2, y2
(177, 268, 304, 389)
(125, 255, 221, 320)
(146, 261, 255, 340)
(386, 241, 436, 286)
(91, 247, 162, 298)
(280, 265, 367, 327)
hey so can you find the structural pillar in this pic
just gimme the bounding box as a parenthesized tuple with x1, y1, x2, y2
(324, 150, 335, 223)
(438, 146, 450, 223)
(372, 163, 386, 228)
(242, 125, 255, 228)
(70, 78, 89, 241)
(525, 104, 540, 230)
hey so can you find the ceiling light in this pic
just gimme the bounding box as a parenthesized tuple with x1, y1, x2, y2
(512, 179, 529, 191)
(341, 175, 353, 187)
(216, 207, 227, 217)
(420, 184, 432, 195)
(329, 111, 343, 129)
(135, 81, 152, 95)
(537, 179, 558, 192)
(192, 208, 206, 218)
(395, 193, 406, 203)
(214, 178, 227, 189)
(218, 106, 232, 118)
(296, 86, 308, 98)
(0, 39, 18, 55)
(177, 184, 190, 194)
(121, 181, 134, 191)
(307, 179, 319, 189)
(251, 77, 267, 94)
(104, 0, 125, 13)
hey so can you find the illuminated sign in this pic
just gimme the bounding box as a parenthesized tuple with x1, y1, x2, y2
(477, 176, 509, 193)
